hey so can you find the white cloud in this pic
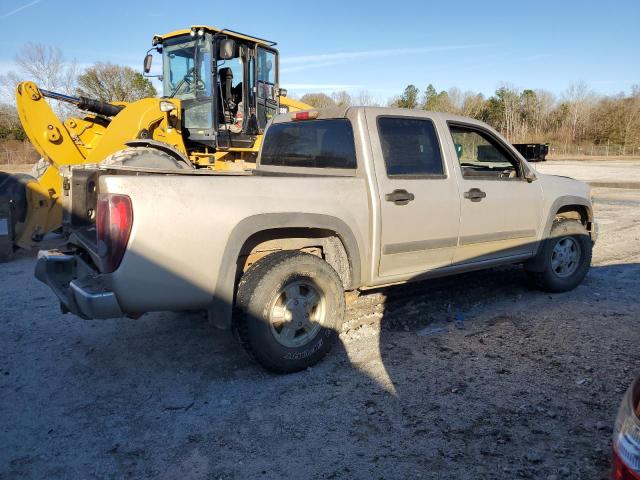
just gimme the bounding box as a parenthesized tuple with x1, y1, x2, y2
(282, 83, 363, 92)
(281, 44, 491, 73)
(0, 0, 43, 19)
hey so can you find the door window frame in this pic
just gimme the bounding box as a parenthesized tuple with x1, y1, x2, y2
(447, 121, 526, 181)
(376, 115, 448, 180)
(255, 46, 279, 131)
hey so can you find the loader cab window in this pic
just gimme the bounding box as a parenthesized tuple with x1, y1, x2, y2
(162, 35, 213, 130)
(162, 36, 211, 99)
(216, 54, 244, 128)
(256, 48, 278, 129)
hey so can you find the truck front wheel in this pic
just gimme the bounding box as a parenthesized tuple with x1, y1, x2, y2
(526, 219, 592, 292)
(234, 250, 345, 373)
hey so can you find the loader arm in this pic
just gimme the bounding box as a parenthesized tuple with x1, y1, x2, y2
(15, 82, 89, 167)
(7, 82, 188, 252)
(10, 81, 92, 249)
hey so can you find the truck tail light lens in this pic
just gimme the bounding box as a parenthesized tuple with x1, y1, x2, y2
(613, 378, 640, 479)
(96, 194, 132, 273)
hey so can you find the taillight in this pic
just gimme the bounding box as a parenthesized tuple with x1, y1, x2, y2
(613, 377, 640, 479)
(290, 110, 319, 121)
(96, 194, 133, 273)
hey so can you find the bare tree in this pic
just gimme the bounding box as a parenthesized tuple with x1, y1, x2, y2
(461, 91, 485, 118)
(353, 90, 379, 106)
(331, 91, 352, 108)
(563, 81, 595, 141)
(0, 43, 77, 116)
(621, 88, 640, 151)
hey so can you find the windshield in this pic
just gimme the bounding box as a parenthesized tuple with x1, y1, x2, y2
(162, 35, 212, 99)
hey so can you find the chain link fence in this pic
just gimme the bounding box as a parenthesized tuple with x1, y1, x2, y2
(548, 143, 640, 158)
(1, 141, 39, 167)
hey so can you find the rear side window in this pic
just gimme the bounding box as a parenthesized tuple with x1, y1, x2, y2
(377, 117, 444, 177)
(260, 119, 357, 169)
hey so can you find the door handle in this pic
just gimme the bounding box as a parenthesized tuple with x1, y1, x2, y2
(385, 189, 415, 205)
(464, 188, 486, 202)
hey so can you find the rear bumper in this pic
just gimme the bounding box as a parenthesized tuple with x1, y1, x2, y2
(35, 250, 124, 319)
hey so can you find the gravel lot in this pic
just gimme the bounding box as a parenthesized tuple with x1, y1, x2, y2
(1, 161, 639, 479)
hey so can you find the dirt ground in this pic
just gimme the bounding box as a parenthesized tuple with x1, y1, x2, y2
(1, 162, 639, 479)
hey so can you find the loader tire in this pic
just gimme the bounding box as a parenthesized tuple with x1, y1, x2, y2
(0, 172, 35, 227)
(234, 250, 345, 374)
(101, 147, 189, 170)
(0, 173, 36, 261)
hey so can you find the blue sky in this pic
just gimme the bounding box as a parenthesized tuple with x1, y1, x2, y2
(0, 0, 638, 102)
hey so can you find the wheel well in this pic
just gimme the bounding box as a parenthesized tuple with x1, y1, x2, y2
(555, 205, 589, 225)
(236, 228, 352, 289)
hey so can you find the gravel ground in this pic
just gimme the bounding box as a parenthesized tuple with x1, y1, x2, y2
(533, 159, 640, 186)
(1, 167, 639, 479)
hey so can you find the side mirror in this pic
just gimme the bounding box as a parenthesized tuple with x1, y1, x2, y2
(143, 54, 153, 74)
(524, 166, 537, 183)
(219, 39, 236, 60)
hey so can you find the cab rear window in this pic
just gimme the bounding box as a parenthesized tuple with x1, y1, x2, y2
(260, 119, 357, 169)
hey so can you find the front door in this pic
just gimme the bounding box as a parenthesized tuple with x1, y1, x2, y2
(256, 47, 278, 130)
(446, 122, 543, 264)
(366, 112, 461, 279)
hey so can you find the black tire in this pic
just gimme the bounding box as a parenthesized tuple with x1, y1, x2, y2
(0, 172, 36, 228)
(101, 147, 189, 169)
(234, 250, 345, 373)
(526, 219, 592, 292)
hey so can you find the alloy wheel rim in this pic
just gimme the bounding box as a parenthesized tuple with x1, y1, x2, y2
(551, 236, 581, 278)
(269, 280, 325, 348)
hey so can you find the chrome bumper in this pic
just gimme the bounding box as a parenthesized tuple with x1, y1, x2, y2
(35, 250, 124, 319)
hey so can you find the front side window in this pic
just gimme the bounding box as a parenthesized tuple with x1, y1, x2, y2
(257, 48, 276, 99)
(256, 48, 278, 130)
(162, 35, 213, 130)
(261, 119, 356, 169)
(377, 117, 444, 177)
(449, 124, 520, 179)
(162, 36, 211, 99)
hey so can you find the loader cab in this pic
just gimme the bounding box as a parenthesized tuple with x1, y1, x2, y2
(155, 27, 280, 151)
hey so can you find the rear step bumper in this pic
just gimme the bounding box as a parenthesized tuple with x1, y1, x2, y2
(35, 250, 124, 319)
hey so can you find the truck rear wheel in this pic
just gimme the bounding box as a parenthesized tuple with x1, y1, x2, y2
(526, 219, 592, 292)
(234, 250, 345, 373)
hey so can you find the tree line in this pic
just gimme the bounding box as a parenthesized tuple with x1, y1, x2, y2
(1, 42, 638, 158)
(300, 82, 640, 156)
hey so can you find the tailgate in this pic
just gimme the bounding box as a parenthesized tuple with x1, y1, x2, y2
(62, 166, 101, 258)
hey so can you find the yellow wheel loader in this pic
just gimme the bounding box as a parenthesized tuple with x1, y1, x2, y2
(0, 25, 310, 261)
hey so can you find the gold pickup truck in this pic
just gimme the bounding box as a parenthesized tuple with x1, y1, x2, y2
(35, 107, 597, 373)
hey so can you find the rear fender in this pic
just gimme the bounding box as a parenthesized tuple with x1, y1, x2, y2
(208, 213, 363, 329)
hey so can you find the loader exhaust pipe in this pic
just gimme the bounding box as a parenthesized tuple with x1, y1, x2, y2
(40, 89, 124, 118)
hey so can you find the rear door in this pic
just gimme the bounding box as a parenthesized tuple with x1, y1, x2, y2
(366, 111, 461, 279)
(445, 122, 543, 264)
